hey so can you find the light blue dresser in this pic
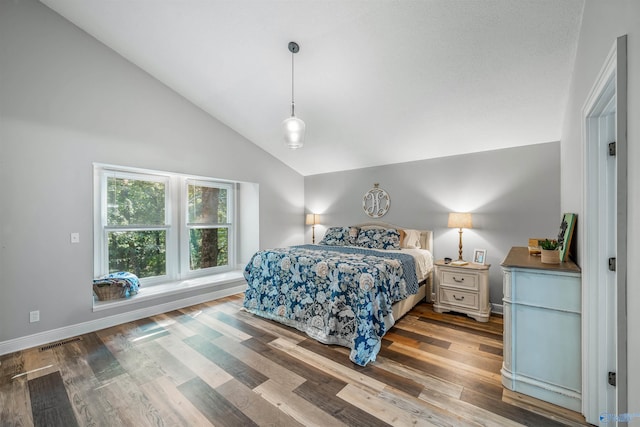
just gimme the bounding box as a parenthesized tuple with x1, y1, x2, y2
(501, 247, 581, 412)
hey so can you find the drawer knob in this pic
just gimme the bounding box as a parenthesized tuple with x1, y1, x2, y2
(453, 295, 465, 301)
(453, 277, 465, 283)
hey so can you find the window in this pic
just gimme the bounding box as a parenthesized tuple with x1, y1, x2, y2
(184, 180, 232, 274)
(105, 171, 169, 280)
(94, 165, 235, 285)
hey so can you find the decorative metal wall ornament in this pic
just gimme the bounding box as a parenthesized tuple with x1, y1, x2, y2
(362, 183, 390, 218)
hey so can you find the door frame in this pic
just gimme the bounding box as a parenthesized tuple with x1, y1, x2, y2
(581, 35, 627, 423)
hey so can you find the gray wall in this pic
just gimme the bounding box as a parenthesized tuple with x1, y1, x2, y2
(305, 142, 561, 306)
(0, 0, 304, 344)
(560, 0, 640, 416)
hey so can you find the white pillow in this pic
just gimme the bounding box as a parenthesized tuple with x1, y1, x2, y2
(402, 229, 422, 249)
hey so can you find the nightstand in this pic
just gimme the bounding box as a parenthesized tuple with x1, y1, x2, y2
(433, 260, 490, 322)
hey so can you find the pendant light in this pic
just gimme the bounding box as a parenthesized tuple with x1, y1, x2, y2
(283, 41, 305, 149)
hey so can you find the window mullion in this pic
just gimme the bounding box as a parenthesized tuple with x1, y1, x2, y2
(165, 175, 179, 281)
(105, 225, 170, 231)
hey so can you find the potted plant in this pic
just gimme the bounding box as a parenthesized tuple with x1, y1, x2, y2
(539, 239, 560, 264)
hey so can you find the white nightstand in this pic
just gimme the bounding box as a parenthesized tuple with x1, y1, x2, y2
(433, 260, 491, 322)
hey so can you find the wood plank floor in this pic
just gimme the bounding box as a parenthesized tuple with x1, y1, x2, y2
(0, 295, 590, 426)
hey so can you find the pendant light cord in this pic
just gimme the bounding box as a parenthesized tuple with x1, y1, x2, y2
(291, 49, 295, 117)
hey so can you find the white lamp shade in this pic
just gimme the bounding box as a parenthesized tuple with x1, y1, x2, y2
(283, 116, 306, 149)
(448, 212, 473, 229)
(305, 213, 320, 225)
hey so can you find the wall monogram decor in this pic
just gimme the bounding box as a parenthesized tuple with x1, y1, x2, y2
(362, 183, 390, 218)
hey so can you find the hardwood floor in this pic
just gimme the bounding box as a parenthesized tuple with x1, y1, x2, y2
(0, 295, 589, 426)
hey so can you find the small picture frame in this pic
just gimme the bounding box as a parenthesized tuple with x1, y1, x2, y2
(473, 249, 487, 265)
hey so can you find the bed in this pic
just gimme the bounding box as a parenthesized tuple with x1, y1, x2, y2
(242, 221, 434, 366)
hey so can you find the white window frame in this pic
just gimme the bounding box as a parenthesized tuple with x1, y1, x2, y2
(94, 164, 235, 286)
(180, 178, 235, 279)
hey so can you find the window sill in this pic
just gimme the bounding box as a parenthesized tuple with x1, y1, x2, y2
(92, 270, 245, 312)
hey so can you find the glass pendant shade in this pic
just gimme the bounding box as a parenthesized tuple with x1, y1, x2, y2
(283, 115, 305, 149)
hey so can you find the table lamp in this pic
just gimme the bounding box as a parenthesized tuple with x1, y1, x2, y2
(448, 212, 473, 261)
(305, 214, 320, 243)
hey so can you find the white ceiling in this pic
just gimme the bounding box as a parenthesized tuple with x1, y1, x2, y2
(40, 0, 584, 176)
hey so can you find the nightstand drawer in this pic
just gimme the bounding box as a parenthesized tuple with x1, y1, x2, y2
(439, 288, 479, 309)
(441, 270, 478, 290)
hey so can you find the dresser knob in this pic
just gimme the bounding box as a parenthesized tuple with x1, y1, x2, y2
(453, 277, 464, 283)
(453, 295, 465, 301)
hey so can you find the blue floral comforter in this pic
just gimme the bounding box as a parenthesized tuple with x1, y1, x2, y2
(242, 244, 418, 366)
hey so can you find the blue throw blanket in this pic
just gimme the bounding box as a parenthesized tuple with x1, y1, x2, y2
(243, 245, 418, 366)
(93, 271, 140, 296)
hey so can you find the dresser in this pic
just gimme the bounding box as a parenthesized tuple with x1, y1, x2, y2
(501, 247, 581, 412)
(433, 260, 491, 322)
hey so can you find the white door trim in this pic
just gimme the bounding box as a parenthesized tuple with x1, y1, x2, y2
(614, 34, 628, 422)
(581, 35, 627, 424)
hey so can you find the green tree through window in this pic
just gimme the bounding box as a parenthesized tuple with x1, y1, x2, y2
(188, 184, 229, 270)
(106, 176, 167, 278)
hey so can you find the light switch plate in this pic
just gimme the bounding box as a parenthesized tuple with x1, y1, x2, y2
(71, 232, 80, 243)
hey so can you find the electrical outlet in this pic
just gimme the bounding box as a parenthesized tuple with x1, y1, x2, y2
(30, 310, 40, 323)
(70, 233, 80, 243)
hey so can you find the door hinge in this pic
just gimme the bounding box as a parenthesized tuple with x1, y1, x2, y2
(608, 371, 617, 387)
(608, 141, 616, 156)
(608, 257, 616, 272)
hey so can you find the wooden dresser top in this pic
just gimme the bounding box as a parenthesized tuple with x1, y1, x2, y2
(501, 246, 581, 273)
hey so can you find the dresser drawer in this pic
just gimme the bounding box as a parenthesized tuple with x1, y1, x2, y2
(439, 288, 479, 310)
(441, 270, 478, 290)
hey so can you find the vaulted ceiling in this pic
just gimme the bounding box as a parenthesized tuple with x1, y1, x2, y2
(40, 0, 584, 176)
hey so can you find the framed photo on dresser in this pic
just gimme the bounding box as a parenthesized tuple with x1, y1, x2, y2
(557, 213, 576, 262)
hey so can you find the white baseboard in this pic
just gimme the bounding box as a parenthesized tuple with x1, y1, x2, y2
(491, 303, 504, 315)
(0, 283, 247, 356)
